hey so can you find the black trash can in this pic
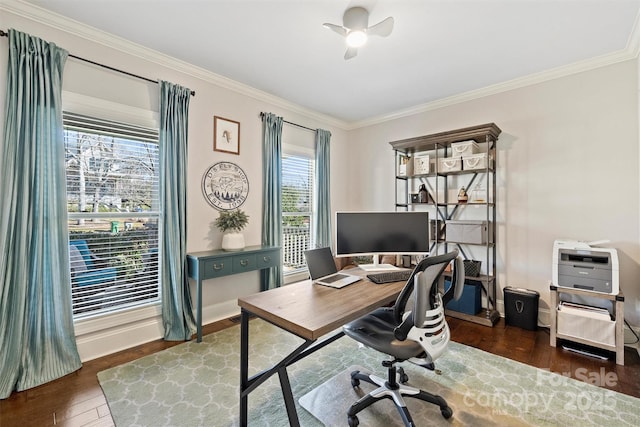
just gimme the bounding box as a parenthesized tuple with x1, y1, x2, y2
(504, 287, 539, 330)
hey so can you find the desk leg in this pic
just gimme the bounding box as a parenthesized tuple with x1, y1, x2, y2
(239, 311, 316, 426)
(239, 309, 250, 426)
(278, 367, 300, 427)
(197, 278, 203, 342)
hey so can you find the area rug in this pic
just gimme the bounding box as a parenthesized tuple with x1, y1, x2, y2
(299, 365, 527, 426)
(98, 319, 640, 426)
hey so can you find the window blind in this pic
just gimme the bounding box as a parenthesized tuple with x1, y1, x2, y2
(64, 112, 161, 317)
(282, 152, 315, 273)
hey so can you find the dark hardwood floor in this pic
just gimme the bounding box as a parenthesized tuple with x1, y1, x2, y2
(1, 316, 638, 427)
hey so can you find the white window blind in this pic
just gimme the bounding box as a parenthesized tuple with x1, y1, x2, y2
(282, 151, 315, 274)
(64, 112, 161, 318)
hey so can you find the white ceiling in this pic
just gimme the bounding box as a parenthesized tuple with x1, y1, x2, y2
(20, 0, 640, 124)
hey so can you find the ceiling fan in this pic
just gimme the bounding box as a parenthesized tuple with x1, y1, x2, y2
(323, 6, 394, 60)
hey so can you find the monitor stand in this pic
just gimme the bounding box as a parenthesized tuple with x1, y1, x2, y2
(357, 254, 400, 272)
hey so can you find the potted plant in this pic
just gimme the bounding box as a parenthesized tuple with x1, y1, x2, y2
(215, 209, 249, 251)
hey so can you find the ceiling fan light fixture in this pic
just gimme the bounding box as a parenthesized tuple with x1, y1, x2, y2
(324, 6, 393, 59)
(346, 30, 367, 47)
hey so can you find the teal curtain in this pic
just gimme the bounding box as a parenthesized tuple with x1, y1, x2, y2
(260, 113, 284, 291)
(314, 129, 332, 248)
(0, 29, 81, 399)
(159, 81, 196, 341)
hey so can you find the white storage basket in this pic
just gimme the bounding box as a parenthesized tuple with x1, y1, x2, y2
(557, 302, 615, 347)
(463, 153, 492, 171)
(451, 140, 479, 157)
(438, 157, 462, 173)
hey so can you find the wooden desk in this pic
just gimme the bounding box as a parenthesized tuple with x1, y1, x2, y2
(187, 245, 280, 342)
(237, 272, 406, 426)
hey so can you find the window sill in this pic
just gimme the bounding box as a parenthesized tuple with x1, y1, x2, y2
(284, 270, 309, 285)
(73, 302, 162, 336)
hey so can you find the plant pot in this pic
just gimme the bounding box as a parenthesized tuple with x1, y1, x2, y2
(221, 232, 245, 251)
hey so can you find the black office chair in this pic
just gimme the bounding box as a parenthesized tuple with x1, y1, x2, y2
(343, 250, 465, 427)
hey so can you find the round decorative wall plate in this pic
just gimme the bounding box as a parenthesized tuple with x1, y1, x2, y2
(201, 162, 249, 210)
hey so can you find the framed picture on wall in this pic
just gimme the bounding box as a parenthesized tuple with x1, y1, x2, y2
(213, 116, 240, 155)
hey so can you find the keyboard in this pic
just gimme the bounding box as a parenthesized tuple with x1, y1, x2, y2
(367, 270, 412, 284)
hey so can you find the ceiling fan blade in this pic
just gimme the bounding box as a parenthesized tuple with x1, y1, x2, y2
(323, 23, 347, 37)
(344, 47, 358, 60)
(367, 16, 394, 37)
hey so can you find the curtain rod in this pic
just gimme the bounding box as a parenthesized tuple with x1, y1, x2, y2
(260, 112, 316, 132)
(0, 29, 195, 97)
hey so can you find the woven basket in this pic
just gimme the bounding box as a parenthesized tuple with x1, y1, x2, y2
(463, 260, 482, 277)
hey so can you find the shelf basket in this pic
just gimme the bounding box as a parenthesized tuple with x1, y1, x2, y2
(463, 260, 482, 277)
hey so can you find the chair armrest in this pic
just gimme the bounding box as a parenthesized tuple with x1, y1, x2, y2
(394, 312, 414, 341)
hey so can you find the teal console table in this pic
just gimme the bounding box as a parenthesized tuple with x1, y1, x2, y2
(187, 245, 281, 342)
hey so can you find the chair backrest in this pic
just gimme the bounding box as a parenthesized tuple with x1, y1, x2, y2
(391, 250, 463, 324)
(393, 250, 465, 363)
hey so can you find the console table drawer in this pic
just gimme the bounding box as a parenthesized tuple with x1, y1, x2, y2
(257, 249, 280, 268)
(233, 254, 256, 272)
(187, 245, 281, 342)
(202, 257, 233, 278)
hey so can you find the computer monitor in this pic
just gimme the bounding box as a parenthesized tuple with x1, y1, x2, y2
(335, 211, 430, 271)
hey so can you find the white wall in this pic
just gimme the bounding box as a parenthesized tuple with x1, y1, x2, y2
(346, 60, 640, 326)
(0, 9, 350, 361)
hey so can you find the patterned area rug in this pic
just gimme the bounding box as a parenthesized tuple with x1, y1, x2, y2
(98, 319, 640, 426)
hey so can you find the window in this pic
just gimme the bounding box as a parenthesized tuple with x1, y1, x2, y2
(282, 149, 315, 275)
(64, 112, 161, 318)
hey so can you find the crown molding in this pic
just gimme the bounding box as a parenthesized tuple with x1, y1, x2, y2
(1, 0, 349, 130)
(350, 46, 639, 130)
(347, 7, 640, 130)
(626, 6, 640, 58)
(3, 0, 640, 132)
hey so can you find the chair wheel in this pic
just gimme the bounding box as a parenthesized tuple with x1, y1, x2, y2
(350, 370, 361, 387)
(441, 406, 453, 419)
(397, 367, 409, 384)
(348, 415, 360, 426)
